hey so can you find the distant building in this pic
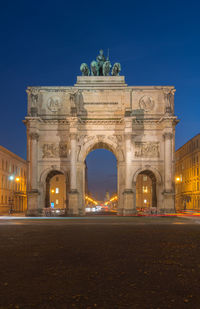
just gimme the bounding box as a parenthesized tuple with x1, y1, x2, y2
(105, 191, 110, 202)
(175, 134, 200, 211)
(49, 174, 66, 209)
(0, 146, 27, 214)
(136, 174, 153, 209)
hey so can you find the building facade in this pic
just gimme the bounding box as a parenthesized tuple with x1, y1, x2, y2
(0, 145, 27, 214)
(136, 174, 153, 210)
(175, 134, 200, 211)
(24, 74, 178, 216)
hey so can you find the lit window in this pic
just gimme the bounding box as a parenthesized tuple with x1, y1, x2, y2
(143, 186, 148, 193)
(144, 199, 147, 204)
(55, 188, 59, 194)
(56, 199, 59, 205)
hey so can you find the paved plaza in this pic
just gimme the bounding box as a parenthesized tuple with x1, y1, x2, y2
(0, 216, 200, 308)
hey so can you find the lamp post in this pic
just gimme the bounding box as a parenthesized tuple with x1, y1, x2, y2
(8, 175, 21, 214)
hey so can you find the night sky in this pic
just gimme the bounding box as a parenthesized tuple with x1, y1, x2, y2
(0, 0, 200, 199)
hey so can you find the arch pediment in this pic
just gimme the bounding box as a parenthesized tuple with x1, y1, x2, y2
(132, 166, 162, 185)
(77, 135, 124, 162)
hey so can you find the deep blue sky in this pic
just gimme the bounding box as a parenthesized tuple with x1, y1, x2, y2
(86, 150, 117, 201)
(0, 0, 200, 199)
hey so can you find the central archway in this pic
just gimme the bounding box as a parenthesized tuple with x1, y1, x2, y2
(78, 139, 125, 215)
(85, 148, 117, 214)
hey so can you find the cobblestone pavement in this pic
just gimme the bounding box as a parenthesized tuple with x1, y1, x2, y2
(0, 216, 200, 309)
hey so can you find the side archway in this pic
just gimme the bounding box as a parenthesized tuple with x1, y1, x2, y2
(132, 167, 162, 213)
(39, 167, 70, 210)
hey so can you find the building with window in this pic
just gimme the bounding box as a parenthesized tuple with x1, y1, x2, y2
(0, 145, 27, 214)
(136, 174, 154, 210)
(49, 174, 66, 209)
(175, 134, 200, 211)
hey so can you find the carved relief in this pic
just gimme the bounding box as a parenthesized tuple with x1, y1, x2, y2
(42, 143, 68, 158)
(163, 89, 175, 114)
(78, 135, 94, 146)
(47, 96, 62, 112)
(139, 96, 154, 112)
(135, 142, 160, 158)
(107, 135, 122, 145)
(30, 93, 38, 106)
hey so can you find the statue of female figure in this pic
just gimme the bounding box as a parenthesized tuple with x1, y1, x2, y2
(96, 49, 106, 75)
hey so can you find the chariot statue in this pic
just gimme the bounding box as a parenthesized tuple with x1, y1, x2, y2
(80, 49, 121, 76)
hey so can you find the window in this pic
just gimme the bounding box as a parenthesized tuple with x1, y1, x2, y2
(143, 175, 147, 181)
(55, 188, 59, 194)
(56, 177, 59, 182)
(56, 199, 59, 205)
(143, 186, 148, 193)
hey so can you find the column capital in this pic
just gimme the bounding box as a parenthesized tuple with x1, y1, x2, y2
(124, 133, 132, 140)
(163, 132, 173, 140)
(70, 133, 78, 140)
(30, 132, 39, 141)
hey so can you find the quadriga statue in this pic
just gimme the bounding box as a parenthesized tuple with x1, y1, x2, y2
(80, 63, 90, 76)
(103, 61, 111, 76)
(111, 63, 121, 76)
(79, 50, 122, 76)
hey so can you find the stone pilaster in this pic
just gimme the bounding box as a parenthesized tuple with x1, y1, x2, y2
(68, 131, 79, 215)
(123, 131, 136, 215)
(163, 132, 173, 193)
(162, 132, 175, 213)
(26, 132, 40, 216)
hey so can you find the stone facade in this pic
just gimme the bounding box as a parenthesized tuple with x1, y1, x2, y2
(175, 134, 200, 211)
(24, 76, 178, 216)
(0, 145, 27, 214)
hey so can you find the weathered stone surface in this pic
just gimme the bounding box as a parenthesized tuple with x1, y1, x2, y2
(24, 76, 178, 215)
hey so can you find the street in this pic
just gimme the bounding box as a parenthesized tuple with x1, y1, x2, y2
(0, 216, 200, 309)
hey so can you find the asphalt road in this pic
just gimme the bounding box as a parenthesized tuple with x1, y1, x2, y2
(0, 216, 200, 309)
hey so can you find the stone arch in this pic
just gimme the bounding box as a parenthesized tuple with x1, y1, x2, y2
(77, 137, 124, 214)
(39, 167, 70, 209)
(133, 167, 162, 211)
(132, 166, 162, 185)
(78, 137, 124, 163)
(39, 166, 68, 185)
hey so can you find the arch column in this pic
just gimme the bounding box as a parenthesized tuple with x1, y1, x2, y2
(123, 132, 136, 215)
(68, 132, 79, 215)
(162, 132, 175, 213)
(27, 132, 40, 216)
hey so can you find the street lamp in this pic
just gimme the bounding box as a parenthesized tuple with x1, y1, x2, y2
(8, 175, 21, 214)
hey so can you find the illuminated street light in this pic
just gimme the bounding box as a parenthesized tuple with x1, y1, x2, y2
(9, 175, 14, 181)
(15, 177, 20, 182)
(51, 189, 55, 193)
(176, 177, 181, 183)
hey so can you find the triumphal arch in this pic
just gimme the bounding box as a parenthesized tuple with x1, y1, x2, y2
(24, 50, 178, 216)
